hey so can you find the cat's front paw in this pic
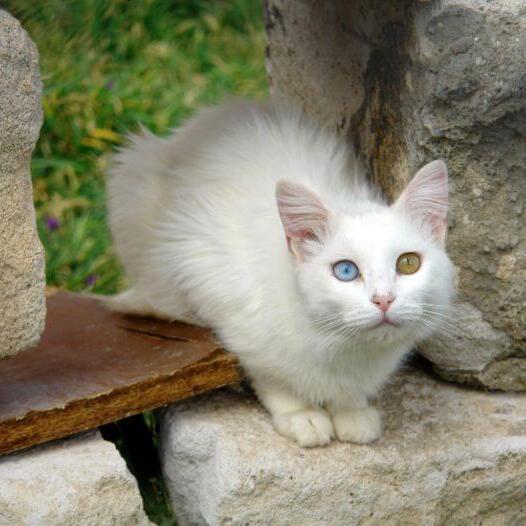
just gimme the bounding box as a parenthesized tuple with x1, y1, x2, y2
(332, 406, 382, 444)
(273, 409, 334, 447)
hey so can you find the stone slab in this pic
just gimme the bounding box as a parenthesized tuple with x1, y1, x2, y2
(160, 366, 526, 525)
(0, 9, 46, 358)
(0, 431, 151, 525)
(0, 291, 240, 455)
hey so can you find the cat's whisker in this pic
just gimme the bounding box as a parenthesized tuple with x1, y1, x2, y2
(422, 308, 458, 324)
(313, 320, 342, 330)
(411, 316, 462, 339)
(418, 310, 465, 332)
(400, 304, 463, 331)
(313, 314, 346, 327)
(320, 321, 366, 345)
(316, 320, 348, 334)
(418, 302, 462, 311)
(314, 312, 376, 339)
(420, 311, 460, 328)
(418, 304, 464, 317)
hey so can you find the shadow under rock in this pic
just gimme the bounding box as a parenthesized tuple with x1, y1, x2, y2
(101, 412, 177, 526)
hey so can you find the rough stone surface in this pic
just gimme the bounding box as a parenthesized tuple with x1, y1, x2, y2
(0, 431, 152, 526)
(160, 367, 526, 526)
(264, 2, 371, 133)
(0, 10, 46, 358)
(265, 0, 526, 390)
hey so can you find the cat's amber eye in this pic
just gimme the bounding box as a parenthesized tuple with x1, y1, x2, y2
(396, 252, 421, 275)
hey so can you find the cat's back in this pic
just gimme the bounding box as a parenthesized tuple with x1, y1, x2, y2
(110, 98, 370, 218)
(163, 98, 360, 197)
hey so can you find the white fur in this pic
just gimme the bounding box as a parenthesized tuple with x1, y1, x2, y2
(107, 99, 455, 447)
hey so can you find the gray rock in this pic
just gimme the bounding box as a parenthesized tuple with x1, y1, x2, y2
(0, 432, 152, 525)
(265, 0, 526, 390)
(160, 368, 526, 526)
(0, 10, 46, 358)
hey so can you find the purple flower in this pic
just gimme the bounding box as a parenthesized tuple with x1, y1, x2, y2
(45, 216, 60, 231)
(105, 80, 114, 91)
(85, 274, 98, 287)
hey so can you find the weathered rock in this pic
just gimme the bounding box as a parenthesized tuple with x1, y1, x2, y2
(265, 0, 526, 390)
(0, 10, 46, 358)
(160, 367, 526, 526)
(0, 431, 152, 525)
(264, 2, 370, 133)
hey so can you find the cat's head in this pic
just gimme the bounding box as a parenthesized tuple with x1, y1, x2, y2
(276, 160, 455, 345)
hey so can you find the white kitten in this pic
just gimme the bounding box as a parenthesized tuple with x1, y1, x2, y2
(107, 99, 455, 447)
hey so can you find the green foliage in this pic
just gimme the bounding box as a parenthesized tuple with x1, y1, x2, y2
(6, 0, 267, 294)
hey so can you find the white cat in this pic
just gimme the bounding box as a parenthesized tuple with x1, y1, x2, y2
(107, 99, 455, 447)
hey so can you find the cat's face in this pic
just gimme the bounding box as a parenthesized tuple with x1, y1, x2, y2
(277, 160, 455, 344)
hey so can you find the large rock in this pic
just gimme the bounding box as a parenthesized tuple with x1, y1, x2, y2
(0, 10, 46, 358)
(160, 367, 526, 525)
(0, 432, 151, 525)
(265, 0, 526, 390)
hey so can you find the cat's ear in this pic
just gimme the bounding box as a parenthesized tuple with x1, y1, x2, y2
(276, 180, 331, 260)
(393, 160, 449, 245)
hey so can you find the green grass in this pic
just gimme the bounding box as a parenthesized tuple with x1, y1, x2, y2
(6, 0, 268, 295)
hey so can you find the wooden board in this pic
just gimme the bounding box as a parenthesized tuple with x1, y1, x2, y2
(0, 291, 241, 455)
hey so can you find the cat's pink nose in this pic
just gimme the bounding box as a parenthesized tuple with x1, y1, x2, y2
(371, 294, 395, 312)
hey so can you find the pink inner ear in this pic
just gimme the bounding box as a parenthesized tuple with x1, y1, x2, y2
(394, 160, 449, 244)
(275, 180, 329, 255)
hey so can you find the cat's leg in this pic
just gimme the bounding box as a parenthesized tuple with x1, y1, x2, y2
(252, 377, 334, 447)
(105, 288, 155, 315)
(105, 288, 201, 325)
(327, 396, 382, 444)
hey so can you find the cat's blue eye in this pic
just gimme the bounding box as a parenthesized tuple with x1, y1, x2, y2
(332, 260, 359, 282)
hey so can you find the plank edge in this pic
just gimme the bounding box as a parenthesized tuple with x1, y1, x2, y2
(0, 352, 241, 456)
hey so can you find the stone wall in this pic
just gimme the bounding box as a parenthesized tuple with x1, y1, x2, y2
(0, 432, 152, 525)
(161, 371, 526, 525)
(265, 0, 526, 390)
(0, 10, 46, 358)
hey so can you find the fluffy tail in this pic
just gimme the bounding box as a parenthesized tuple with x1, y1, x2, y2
(107, 127, 172, 282)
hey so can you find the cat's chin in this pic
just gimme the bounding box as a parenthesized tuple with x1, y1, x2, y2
(366, 322, 403, 339)
(321, 319, 409, 343)
(368, 320, 432, 345)
(360, 319, 420, 344)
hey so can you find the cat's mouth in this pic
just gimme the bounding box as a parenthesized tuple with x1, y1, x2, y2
(371, 316, 399, 329)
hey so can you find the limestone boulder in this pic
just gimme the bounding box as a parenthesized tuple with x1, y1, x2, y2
(160, 368, 526, 526)
(0, 432, 151, 525)
(265, 0, 526, 390)
(0, 10, 46, 358)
